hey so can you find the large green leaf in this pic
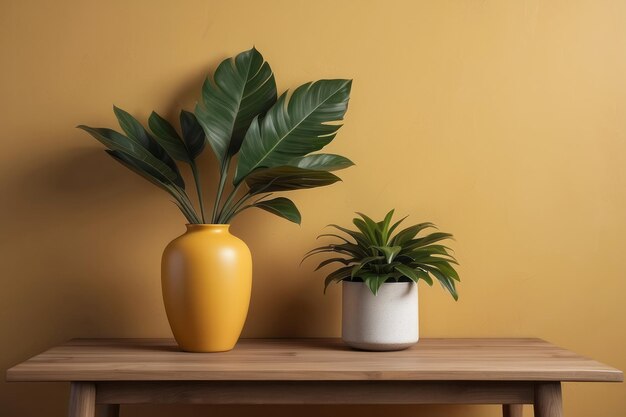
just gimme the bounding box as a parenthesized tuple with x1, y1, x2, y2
(387, 215, 408, 238)
(234, 79, 352, 184)
(105, 150, 200, 223)
(326, 224, 370, 247)
(112, 106, 181, 182)
(148, 111, 190, 162)
(356, 212, 384, 245)
(113, 106, 154, 150)
(379, 209, 395, 244)
(106, 149, 167, 183)
(307, 242, 367, 259)
(324, 266, 353, 293)
(413, 258, 460, 281)
(372, 245, 402, 263)
(148, 110, 206, 164)
(195, 47, 276, 166)
(315, 257, 353, 271)
(302, 242, 365, 264)
(408, 249, 458, 263)
(410, 244, 455, 257)
(78, 125, 183, 187)
(352, 217, 377, 246)
(288, 154, 354, 171)
(403, 232, 455, 251)
(413, 267, 434, 285)
(435, 271, 458, 301)
(394, 264, 429, 284)
(179, 110, 206, 159)
(351, 256, 384, 278)
(245, 166, 340, 194)
(316, 233, 352, 245)
(361, 272, 394, 295)
(420, 265, 458, 300)
(253, 197, 301, 224)
(391, 222, 436, 245)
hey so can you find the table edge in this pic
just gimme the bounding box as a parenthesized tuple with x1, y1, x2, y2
(7, 369, 624, 383)
(6, 337, 623, 384)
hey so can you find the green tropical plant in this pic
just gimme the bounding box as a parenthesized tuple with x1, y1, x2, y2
(78, 47, 353, 225)
(304, 210, 460, 299)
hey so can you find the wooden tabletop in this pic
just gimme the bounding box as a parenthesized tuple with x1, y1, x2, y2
(6, 338, 623, 383)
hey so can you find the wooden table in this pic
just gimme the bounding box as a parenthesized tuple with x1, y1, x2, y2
(6, 338, 623, 417)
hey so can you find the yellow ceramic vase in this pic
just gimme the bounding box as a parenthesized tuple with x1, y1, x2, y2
(161, 224, 252, 352)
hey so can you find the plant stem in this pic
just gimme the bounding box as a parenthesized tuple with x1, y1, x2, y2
(180, 189, 201, 223)
(220, 178, 281, 223)
(227, 203, 254, 220)
(211, 157, 231, 224)
(170, 187, 201, 224)
(220, 190, 254, 223)
(223, 194, 273, 222)
(217, 182, 245, 223)
(190, 161, 206, 223)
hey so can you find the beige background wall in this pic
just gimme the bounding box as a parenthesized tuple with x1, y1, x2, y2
(1, 0, 625, 416)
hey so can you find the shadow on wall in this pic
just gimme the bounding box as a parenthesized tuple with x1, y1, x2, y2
(0, 132, 337, 343)
(1, 122, 338, 319)
(0, 148, 140, 416)
(1, 148, 172, 341)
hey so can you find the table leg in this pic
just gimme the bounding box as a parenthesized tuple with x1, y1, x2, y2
(534, 382, 563, 417)
(68, 382, 96, 417)
(97, 404, 120, 417)
(503, 404, 523, 417)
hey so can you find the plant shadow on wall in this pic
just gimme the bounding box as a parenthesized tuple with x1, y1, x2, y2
(2, 148, 183, 337)
(1, 62, 234, 352)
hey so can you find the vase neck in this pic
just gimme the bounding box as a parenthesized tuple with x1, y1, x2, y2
(185, 224, 230, 234)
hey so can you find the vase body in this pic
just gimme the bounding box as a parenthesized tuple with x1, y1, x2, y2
(161, 224, 252, 352)
(342, 281, 418, 351)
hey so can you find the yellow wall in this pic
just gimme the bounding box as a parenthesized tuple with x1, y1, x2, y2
(1, 0, 625, 416)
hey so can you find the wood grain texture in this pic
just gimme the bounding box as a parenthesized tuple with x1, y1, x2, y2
(534, 382, 563, 417)
(6, 338, 623, 382)
(503, 404, 524, 417)
(68, 382, 95, 417)
(95, 381, 534, 405)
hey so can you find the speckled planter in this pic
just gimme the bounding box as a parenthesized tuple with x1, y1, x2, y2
(342, 280, 418, 351)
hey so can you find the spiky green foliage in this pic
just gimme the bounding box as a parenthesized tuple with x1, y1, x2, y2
(78, 47, 353, 225)
(305, 210, 460, 299)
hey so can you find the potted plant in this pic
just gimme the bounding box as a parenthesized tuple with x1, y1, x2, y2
(305, 210, 459, 351)
(78, 47, 353, 352)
